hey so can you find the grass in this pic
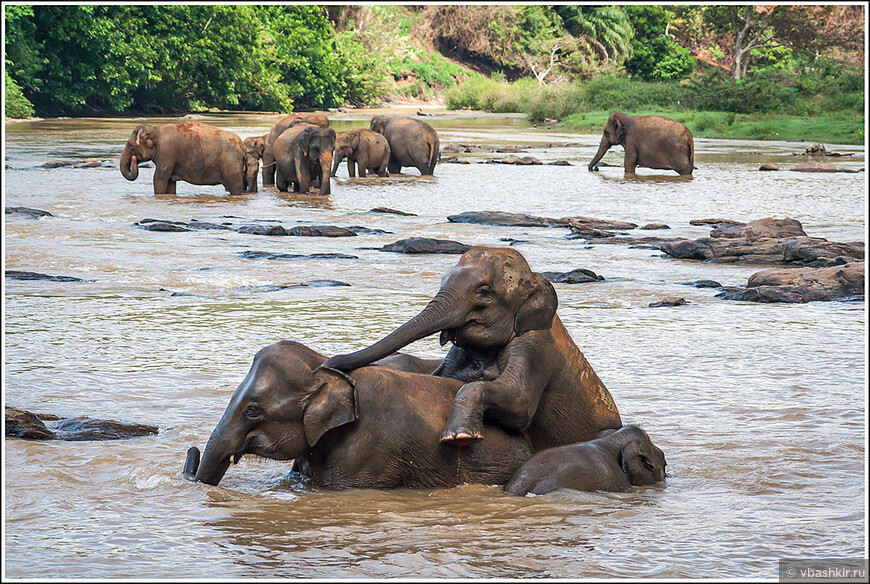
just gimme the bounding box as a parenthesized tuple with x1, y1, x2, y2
(562, 110, 865, 144)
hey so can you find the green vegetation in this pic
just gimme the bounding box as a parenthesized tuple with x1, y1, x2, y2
(4, 3, 864, 138)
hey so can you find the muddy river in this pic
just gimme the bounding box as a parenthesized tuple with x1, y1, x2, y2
(3, 112, 866, 578)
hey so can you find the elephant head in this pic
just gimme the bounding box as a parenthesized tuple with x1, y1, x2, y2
(193, 341, 357, 486)
(295, 126, 335, 195)
(588, 112, 628, 171)
(322, 247, 557, 372)
(331, 130, 361, 177)
(369, 115, 389, 135)
(617, 425, 667, 486)
(243, 135, 266, 192)
(119, 125, 158, 181)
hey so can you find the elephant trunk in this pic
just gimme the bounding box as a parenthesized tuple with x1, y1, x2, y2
(331, 152, 343, 178)
(120, 145, 139, 181)
(194, 419, 244, 486)
(588, 139, 611, 171)
(322, 293, 465, 371)
(319, 150, 333, 194)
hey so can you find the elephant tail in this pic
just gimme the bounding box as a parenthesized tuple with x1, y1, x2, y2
(427, 135, 440, 175)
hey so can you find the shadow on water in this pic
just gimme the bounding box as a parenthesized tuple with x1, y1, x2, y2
(594, 172, 695, 184)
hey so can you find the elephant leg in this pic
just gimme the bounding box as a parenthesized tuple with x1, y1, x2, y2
(624, 148, 638, 174)
(388, 160, 400, 174)
(262, 151, 276, 186)
(153, 165, 173, 195)
(377, 160, 388, 177)
(347, 159, 356, 178)
(357, 153, 368, 178)
(227, 177, 243, 196)
(166, 180, 177, 195)
(276, 169, 289, 192)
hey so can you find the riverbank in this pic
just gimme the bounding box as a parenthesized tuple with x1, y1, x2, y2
(562, 110, 865, 145)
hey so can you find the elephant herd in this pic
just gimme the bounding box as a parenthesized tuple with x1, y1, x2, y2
(118, 111, 678, 496)
(119, 113, 442, 197)
(183, 248, 667, 496)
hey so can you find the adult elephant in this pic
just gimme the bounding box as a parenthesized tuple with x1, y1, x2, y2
(262, 114, 330, 187)
(369, 115, 439, 175)
(119, 122, 246, 195)
(504, 425, 666, 495)
(323, 247, 623, 451)
(588, 112, 694, 176)
(332, 128, 390, 178)
(185, 341, 533, 488)
(242, 135, 266, 192)
(273, 123, 335, 195)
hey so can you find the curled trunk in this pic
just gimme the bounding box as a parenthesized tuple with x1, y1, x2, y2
(322, 296, 463, 371)
(120, 146, 139, 181)
(588, 139, 611, 170)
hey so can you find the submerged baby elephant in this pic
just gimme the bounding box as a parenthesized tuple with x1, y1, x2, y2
(504, 425, 666, 496)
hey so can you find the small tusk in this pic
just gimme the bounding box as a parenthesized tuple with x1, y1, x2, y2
(229, 454, 235, 465)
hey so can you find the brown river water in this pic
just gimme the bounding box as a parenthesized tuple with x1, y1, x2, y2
(3, 112, 866, 578)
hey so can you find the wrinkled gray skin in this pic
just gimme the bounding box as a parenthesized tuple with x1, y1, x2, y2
(120, 122, 246, 195)
(332, 128, 391, 178)
(188, 341, 533, 489)
(242, 135, 266, 192)
(262, 114, 330, 186)
(369, 115, 440, 175)
(505, 425, 666, 495)
(322, 247, 623, 451)
(273, 124, 336, 196)
(588, 112, 694, 176)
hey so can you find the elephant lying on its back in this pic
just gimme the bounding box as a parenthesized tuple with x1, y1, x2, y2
(188, 341, 533, 489)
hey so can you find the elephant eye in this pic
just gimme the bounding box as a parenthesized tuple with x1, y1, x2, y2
(243, 404, 264, 419)
(477, 285, 493, 296)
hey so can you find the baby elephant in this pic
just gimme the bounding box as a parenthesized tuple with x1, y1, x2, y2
(243, 135, 267, 192)
(332, 128, 390, 178)
(505, 425, 666, 496)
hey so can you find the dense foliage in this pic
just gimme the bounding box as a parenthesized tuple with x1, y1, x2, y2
(4, 4, 864, 122)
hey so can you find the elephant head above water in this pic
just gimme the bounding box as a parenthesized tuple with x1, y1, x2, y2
(323, 247, 622, 450)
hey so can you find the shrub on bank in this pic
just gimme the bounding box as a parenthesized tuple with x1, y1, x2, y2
(5, 71, 35, 118)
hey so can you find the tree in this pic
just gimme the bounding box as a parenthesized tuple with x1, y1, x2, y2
(555, 5, 634, 66)
(624, 5, 695, 80)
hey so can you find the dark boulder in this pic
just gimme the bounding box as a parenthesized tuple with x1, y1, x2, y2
(542, 268, 604, 284)
(378, 237, 472, 254)
(690, 218, 746, 227)
(369, 207, 417, 216)
(659, 236, 863, 267)
(548, 160, 573, 166)
(640, 223, 671, 230)
(6, 207, 54, 218)
(138, 221, 192, 232)
(649, 297, 687, 307)
(448, 211, 564, 228)
(238, 250, 358, 260)
(237, 224, 288, 235)
(6, 406, 158, 441)
(681, 280, 723, 288)
(287, 225, 358, 237)
(6, 270, 88, 282)
(710, 217, 807, 239)
(716, 261, 864, 303)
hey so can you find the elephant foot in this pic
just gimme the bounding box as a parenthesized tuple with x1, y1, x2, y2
(439, 427, 483, 447)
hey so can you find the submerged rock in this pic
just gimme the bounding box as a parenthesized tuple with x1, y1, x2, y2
(378, 237, 472, 254)
(287, 225, 358, 237)
(649, 297, 687, 307)
(710, 218, 806, 239)
(640, 223, 671, 230)
(759, 163, 780, 171)
(681, 280, 723, 288)
(689, 218, 746, 227)
(238, 250, 358, 260)
(716, 261, 864, 303)
(6, 206, 54, 218)
(369, 207, 417, 216)
(542, 268, 604, 284)
(790, 161, 839, 172)
(6, 270, 88, 282)
(139, 221, 192, 232)
(5, 406, 158, 441)
(659, 237, 863, 267)
(447, 211, 637, 231)
(485, 155, 543, 165)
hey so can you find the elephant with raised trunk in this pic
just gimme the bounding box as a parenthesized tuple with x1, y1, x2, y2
(185, 341, 533, 489)
(242, 135, 267, 192)
(262, 114, 330, 187)
(119, 122, 246, 195)
(332, 128, 390, 178)
(588, 112, 694, 176)
(323, 247, 623, 451)
(505, 425, 666, 495)
(273, 123, 335, 195)
(369, 115, 440, 175)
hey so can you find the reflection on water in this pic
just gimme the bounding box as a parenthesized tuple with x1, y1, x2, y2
(3, 113, 866, 578)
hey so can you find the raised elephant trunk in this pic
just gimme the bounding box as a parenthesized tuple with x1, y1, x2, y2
(587, 139, 611, 171)
(119, 145, 139, 181)
(322, 294, 464, 371)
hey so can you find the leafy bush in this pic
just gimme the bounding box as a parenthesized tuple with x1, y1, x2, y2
(5, 70, 35, 118)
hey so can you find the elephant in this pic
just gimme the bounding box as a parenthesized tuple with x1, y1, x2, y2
(322, 247, 623, 451)
(331, 128, 390, 178)
(185, 341, 534, 489)
(119, 122, 246, 195)
(262, 114, 330, 187)
(369, 115, 440, 175)
(588, 112, 694, 176)
(242, 135, 266, 192)
(505, 425, 666, 495)
(273, 123, 336, 196)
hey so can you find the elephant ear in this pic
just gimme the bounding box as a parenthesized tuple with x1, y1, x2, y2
(350, 131, 361, 150)
(303, 366, 358, 447)
(613, 115, 627, 143)
(136, 128, 155, 150)
(620, 439, 658, 486)
(514, 273, 557, 336)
